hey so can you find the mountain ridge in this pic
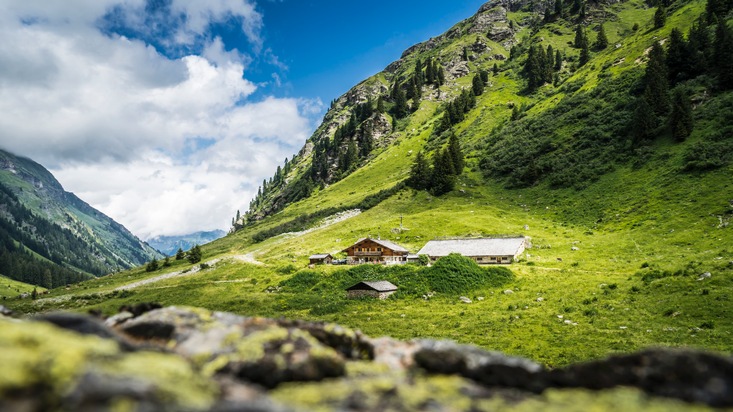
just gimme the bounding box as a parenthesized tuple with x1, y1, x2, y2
(0, 148, 162, 287)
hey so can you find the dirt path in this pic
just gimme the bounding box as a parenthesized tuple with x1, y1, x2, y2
(114, 258, 222, 291)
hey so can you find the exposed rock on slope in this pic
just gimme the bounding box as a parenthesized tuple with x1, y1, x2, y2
(2, 306, 732, 411)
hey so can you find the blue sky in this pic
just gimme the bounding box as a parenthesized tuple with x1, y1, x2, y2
(250, 1, 488, 103)
(0, 0, 488, 238)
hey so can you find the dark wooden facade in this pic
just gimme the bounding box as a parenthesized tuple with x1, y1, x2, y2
(342, 238, 409, 265)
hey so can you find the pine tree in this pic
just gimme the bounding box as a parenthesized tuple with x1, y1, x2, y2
(555, 50, 563, 70)
(579, 40, 591, 66)
(547, 45, 555, 71)
(176, 247, 185, 260)
(631, 97, 657, 144)
(463, 47, 469, 61)
(654, 5, 666, 29)
(407, 151, 431, 190)
(146, 258, 159, 272)
(430, 149, 456, 196)
(666, 28, 692, 84)
(447, 133, 464, 174)
(377, 96, 385, 113)
(555, 0, 563, 16)
(163, 256, 171, 267)
(426, 57, 435, 84)
(713, 18, 733, 90)
(594, 24, 608, 50)
(392, 85, 409, 118)
(644, 42, 670, 116)
(688, 17, 711, 76)
(524, 44, 543, 90)
(187, 245, 202, 264)
(669, 88, 694, 142)
(472, 74, 486, 96)
(359, 126, 373, 157)
(437, 63, 446, 85)
(574, 25, 586, 49)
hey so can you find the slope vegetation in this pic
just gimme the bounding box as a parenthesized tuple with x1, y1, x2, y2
(7, 0, 733, 367)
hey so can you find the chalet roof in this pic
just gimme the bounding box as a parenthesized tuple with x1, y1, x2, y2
(309, 254, 333, 260)
(344, 238, 409, 253)
(346, 280, 398, 292)
(417, 237, 526, 257)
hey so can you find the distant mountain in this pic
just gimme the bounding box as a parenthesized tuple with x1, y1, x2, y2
(0, 149, 162, 288)
(147, 230, 226, 256)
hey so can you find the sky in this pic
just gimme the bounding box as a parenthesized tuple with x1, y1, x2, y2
(0, 0, 487, 240)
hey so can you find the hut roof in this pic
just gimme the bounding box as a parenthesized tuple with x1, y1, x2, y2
(417, 237, 526, 258)
(346, 280, 398, 292)
(344, 238, 409, 253)
(309, 254, 333, 260)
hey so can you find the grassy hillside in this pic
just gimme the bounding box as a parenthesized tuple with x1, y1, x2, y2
(6, 0, 733, 368)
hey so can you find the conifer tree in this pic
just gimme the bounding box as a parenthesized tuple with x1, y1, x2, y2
(666, 28, 692, 84)
(359, 126, 373, 157)
(571, 0, 581, 14)
(555, 50, 563, 70)
(146, 258, 159, 272)
(524, 45, 543, 90)
(377, 96, 385, 113)
(579, 40, 591, 66)
(426, 57, 435, 84)
(447, 132, 464, 174)
(688, 17, 711, 75)
(713, 18, 733, 89)
(644, 42, 670, 115)
(187, 245, 202, 264)
(472, 74, 486, 96)
(669, 89, 694, 142)
(407, 151, 431, 190)
(430, 149, 456, 196)
(392, 85, 409, 118)
(547, 45, 555, 70)
(654, 5, 666, 29)
(463, 47, 469, 61)
(555, 0, 563, 16)
(594, 24, 608, 50)
(176, 247, 184, 260)
(574, 25, 585, 48)
(437, 63, 446, 85)
(631, 97, 657, 143)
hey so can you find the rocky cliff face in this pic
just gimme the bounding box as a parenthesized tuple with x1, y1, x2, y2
(2, 305, 731, 411)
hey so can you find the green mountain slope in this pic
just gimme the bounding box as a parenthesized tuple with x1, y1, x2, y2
(9, 0, 733, 367)
(0, 149, 162, 287)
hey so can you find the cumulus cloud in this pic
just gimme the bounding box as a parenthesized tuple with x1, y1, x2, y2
(0, 0, 319, 239)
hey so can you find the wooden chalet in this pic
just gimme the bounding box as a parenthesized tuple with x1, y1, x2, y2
(346, 281, 398, 299)
(417, 237, 527, 264)
(342, 238, 409, 265)
(309, 254, 333, 265)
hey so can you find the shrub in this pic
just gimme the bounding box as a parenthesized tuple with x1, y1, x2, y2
(424, 254, 514, 294)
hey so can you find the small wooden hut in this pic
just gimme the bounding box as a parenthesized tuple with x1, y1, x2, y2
(346, 281, 398, 300)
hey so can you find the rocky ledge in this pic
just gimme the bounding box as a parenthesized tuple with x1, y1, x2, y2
(1, 304, 731, 411)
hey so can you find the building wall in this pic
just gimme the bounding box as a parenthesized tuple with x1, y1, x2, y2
(347, 290, 395, 300)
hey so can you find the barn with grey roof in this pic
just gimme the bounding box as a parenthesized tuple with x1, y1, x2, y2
(346, 280, 398, 299)
(417, 237, 527, 264)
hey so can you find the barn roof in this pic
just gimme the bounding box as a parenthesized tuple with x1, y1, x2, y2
(344, 238, 409, 253)
(346, 280, 398, 292)
(309, 254, 332, 260)
(417, 237, 526, 257)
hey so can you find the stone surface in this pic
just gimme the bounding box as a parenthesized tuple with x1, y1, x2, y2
(2, 307, 733, 411)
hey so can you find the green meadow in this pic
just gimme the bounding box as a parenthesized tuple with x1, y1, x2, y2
(6, 0, 733, 369)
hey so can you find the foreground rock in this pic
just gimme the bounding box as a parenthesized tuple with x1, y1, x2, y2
(1, 306, 731, 411)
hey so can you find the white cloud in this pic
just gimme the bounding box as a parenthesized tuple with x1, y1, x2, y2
(0, 0, 319, 239)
